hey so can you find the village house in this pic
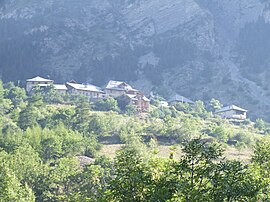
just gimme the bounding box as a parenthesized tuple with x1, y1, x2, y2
(123, 93, 150, 112)
(26, 76, 68, 94)
(66, 81, 105, 100)
(53, 84, 68, 94)
(26, 76, 54, 93)
(26, 77, 150, 111)
(104, 80, 138, 97)
(104, 80, 150, 111)
(215, 105, 247, 120)
(168, 94, 195, 105)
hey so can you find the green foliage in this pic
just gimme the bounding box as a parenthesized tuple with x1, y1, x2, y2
(210, 125, 230, 143)
(88, 112, 120, 136)
(251, 139, 270, 199)
(252, 139, 270, 166)
(151, 107, 173, 119)
(209, 98, 223, 112)
(0, 167, 35, 202)
(110, 147, 152, 201)
(0, 79, 269, 201)
(125, 104, 137, 115)
(173, 102, 191, 113)
(255, 118, 268, 131)
(94, 97, 119, 112)
(211, 160, 263, 201)
(191, 100, 211, 118)
(42, 85, 64, 104)
(5, 82, 27, 108)
(72, 100, 92, 133)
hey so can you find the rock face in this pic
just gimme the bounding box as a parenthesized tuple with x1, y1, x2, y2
(0, 0, 270, 119)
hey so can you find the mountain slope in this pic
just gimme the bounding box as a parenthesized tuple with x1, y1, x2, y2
(0, 0, 270, 119)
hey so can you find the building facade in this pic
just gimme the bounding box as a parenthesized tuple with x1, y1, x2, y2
(66, 82, 105, 100)
(104, 80, 138, 97)
(26, 76, 54, 93)
(215, 105, 247, 120)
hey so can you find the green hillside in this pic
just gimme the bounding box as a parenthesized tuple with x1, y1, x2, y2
(1, 81, 270, 200)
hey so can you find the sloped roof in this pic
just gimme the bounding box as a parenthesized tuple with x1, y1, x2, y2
(143, 96, 150, 102)
(66, 82, 104, 93)
(126, 94, 150, 102)
(54, 84, 67, 91)
(168, 94, 195, 104)
(105, 80, 137, 91)
(215, 105, 248, 113)
(126, 94, 138, 101)
(27, 76, 53, 82)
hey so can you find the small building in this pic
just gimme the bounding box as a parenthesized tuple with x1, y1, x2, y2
(104, 80, 138, 97)
(104, 80, 150, 111)
(168, 94, 195, 105)
(26, 76, 54, 93)
(159, 101, 169, 108)
(53, 84, 68, 94)
(215, 105, 247, 120)
(124, 93, 150, 112)
(66, 81, 105, 100)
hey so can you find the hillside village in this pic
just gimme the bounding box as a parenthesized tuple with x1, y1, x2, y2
(26, 76, 248, 120)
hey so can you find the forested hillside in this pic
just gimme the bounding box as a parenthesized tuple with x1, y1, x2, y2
(1, 81, 270, 201)
(1, 0, 270, 120)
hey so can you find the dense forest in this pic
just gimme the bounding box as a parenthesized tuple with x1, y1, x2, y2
(1, 81, 270, 201)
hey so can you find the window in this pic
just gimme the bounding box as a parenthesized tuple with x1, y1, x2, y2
(235, 110, 244, 115)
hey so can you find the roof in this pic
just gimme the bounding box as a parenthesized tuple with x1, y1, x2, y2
(126, 94, 150, 102)
(126, 94, 138, 101)
(215, 105, 248, 113)
(66, 82, 104, 93)
(54, 84, 67, 91)
(27, 76, 53, 82)
(168, 94, 195, 104)
(105, 80, 137, 91)
(143, 96, 150, 102)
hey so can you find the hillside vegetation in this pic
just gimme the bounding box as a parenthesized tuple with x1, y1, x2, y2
(1, 81, 270, 201)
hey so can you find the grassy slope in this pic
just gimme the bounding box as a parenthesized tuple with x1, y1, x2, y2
(99, 144, 253, 162)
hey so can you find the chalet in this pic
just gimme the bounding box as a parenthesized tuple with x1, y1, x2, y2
(104, 80, 150, 111)
(104, 80, 138, 97)
(66, 81, 105, 100)
(124, 93, 150, 112)
(26, 76, 54, 93)
(215, 105, 247, 120)
(168, 94, 195, 105)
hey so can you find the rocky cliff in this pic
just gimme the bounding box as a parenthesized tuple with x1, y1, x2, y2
(0, 0, 270, 119)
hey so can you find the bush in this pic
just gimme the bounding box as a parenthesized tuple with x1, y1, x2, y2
(94, 97, 120, 112)
(210, 126, 230, 143)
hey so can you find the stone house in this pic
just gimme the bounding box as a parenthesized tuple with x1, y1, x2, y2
(104, 80, 138, 98)
(168, 94, 195, 105)
(53, 84, 68, 94)
(104, 80, 150, 111)
(124, 93, 150, 112)
(26, 76, 54, 93)
(66, 81, 105, 100)
(26, 76, 68, 94)
(215, 105, 247, 120)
